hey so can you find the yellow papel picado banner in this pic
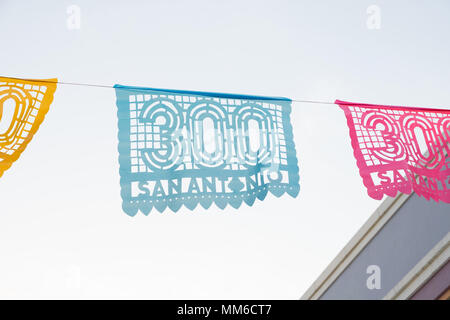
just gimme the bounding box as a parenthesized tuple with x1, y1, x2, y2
(0, 77, 57, 177)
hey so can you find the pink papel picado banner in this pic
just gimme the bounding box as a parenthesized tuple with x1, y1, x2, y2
(336, 100, 450, 203)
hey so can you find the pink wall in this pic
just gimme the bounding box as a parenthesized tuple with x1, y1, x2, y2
(410, 260, 450, 300)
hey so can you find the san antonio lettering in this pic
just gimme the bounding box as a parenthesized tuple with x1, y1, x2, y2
(376, 168, 450, 193)
(133, 171, 284, 198)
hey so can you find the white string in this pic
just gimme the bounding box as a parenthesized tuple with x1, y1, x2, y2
(2, 75, 449, 109)
(0, 75, 338, 105)
(292, 99, 336, 105)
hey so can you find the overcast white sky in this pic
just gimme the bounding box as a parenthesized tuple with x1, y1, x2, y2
(0, 0, 449, 299)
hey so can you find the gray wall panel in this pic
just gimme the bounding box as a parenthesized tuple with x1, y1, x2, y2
(320, 193, 450, 300)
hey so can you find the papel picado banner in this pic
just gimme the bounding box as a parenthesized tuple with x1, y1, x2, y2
(1, 76, 449, 216)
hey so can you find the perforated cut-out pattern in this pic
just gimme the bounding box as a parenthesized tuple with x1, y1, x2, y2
(0, 77, 57, 178)
(115, 85, 300, 215)
(337, 100, 450, 203)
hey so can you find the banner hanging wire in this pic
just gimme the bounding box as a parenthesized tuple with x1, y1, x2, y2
(1, 75, 449, 110)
